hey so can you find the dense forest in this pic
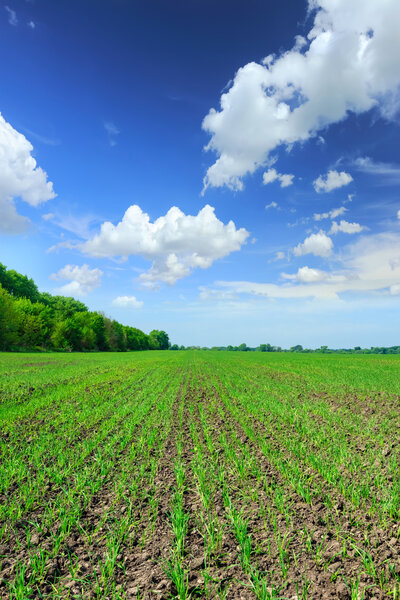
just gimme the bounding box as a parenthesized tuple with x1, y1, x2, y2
(0, 263, 170, 352)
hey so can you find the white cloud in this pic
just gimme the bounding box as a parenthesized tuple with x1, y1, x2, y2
(198, 286, 237, 301)
(0, 113, 56, 234)
(104, 121, 120, 146)
(5, 6, 17, 26)
(42, 213, 55, 221)
(390, 284, 400, 296)
(49, 212, 99, 239)
(263, 168, 294, 188)
(112, 295, 143, 308)
(330, 219, 365, 234)
(397, 209, 400, 220)
(265, 201, 278, 210)
(354, 157, 400, 184)
(280, 174, 295, 188)
(202, 0, 400, 191)
(313, 170, 353, 193)
(28, 20, 35, 29)
(281, 265, 349, 284)
(50, 264, 103, 296)
(0, 198, 30, 235)
(213, 233, 400, 300)
(81, 204, 249, 287)
(282, 266, 329, 283)
(314, 206, 347, 221)
(293, 230, 333, 257)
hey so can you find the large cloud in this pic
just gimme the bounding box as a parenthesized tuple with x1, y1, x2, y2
(0, 113, 56, 234)
(81, 204, 249, 287)
(50, 264, 103, 296)
(202, 0, 400, 191)
(210, 233, 400, 300)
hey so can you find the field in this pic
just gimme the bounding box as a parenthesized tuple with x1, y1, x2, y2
(1, 351, 400, 600)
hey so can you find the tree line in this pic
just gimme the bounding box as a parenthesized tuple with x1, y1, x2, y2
(171, 344, 400, 354)
(0, 263, 170, 352)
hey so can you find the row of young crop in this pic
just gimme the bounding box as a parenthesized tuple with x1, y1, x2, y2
(1, 354, 185, 598)
(200, 354, 400, 523)
(1, 352, 400, 598)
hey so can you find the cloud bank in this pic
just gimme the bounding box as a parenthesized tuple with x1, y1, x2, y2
(211, 233, 400, 301)
(202, 0, 400, 191)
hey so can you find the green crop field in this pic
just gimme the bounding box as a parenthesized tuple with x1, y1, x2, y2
(1, 351, 400, 600)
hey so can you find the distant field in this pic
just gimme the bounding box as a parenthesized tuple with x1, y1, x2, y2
(1, 351, 400, 599)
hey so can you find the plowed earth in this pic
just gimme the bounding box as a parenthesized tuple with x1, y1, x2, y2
(0, 351, 399, 599)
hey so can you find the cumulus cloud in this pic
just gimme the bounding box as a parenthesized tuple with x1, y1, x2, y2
(313, 170, 353, 193)
(112, 296, 143, 308)
(397, 210, 400, 220)
(50, 264, 103, 296)
(293, 231, 333, 257)
(314, 206, 347, 221)
(81, 204, 249, 287)
(282, 266, 329, 283)
(0, 113, 56, 234)
(263, 168, 294, 188)
(5, 6, 17, 26)
(212, 233, 400, 300)
(330, 220, 365, 234)
(202, 0, 400, 191)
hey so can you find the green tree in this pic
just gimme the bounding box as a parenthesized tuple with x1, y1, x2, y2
(0, 285, 19, 350)
(149, 330, 170, 350)
(0, 263, 40, 302)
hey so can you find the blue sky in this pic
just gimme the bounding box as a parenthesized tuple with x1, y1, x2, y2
(1, 0, 400, 348)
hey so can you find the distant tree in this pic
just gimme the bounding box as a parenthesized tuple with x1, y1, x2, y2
(238, 343, 249, 352)
(149, 330, 170, 350)
(258, 343, 273, 352)
(290, 345, 303, 352)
